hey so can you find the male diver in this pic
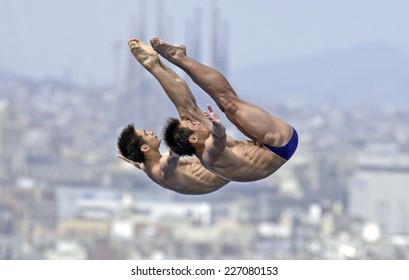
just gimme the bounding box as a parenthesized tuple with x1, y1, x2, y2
(153, 37, 298, 182)
(117, 39, 229, 194)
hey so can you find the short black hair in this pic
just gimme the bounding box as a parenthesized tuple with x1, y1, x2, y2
(117, 123, 146, 163)
(163, 118, 196, 156)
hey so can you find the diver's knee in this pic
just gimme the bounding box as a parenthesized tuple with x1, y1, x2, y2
(218, 96, 238, 114)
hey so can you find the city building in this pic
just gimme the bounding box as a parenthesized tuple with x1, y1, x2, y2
(0, 99, 26, 181)
(349, 150, 409, 234)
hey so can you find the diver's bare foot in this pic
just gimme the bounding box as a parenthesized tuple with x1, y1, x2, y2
(128, 38, 159, 67)
(150, 37, 187, 62)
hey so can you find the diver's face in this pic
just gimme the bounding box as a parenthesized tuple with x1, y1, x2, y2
(135, 129, 161, 148)
(180, 120, 208, 132)
(180, 120, 211, 144)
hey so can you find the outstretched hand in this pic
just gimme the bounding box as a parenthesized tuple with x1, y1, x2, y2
(204, 104, 221, 126)
(204, 104, 225, 138)
(117, 149, 145, 171)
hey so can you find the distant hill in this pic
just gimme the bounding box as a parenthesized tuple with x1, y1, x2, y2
(231, 44, 409, 108)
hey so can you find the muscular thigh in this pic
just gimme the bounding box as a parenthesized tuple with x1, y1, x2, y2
(224, 99, 292, 147)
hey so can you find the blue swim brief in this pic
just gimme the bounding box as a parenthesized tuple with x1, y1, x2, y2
(265, 128, 298, 161)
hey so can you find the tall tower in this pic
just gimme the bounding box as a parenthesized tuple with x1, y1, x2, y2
(125, 0, 147, 94)
(210, 0, 229, 76)
(112, 41, 122, 91)
(156, 0, 174, 45)
(116, 0, 148, 126)
(185, 7, 203, 61)
(116, 0, 176, 131)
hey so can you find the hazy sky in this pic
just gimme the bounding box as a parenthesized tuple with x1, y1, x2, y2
(1, 0, 409, 86)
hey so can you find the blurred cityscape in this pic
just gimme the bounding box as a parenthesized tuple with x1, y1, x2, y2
(1, 2, 409, 260)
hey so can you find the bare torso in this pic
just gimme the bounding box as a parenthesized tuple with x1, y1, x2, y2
(146, 157, 229, 195)
(202, 139, 287, 182)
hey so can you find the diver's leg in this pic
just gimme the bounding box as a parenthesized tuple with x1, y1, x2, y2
(151, 37, 293, 146)
(128, 38, 209, 125)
